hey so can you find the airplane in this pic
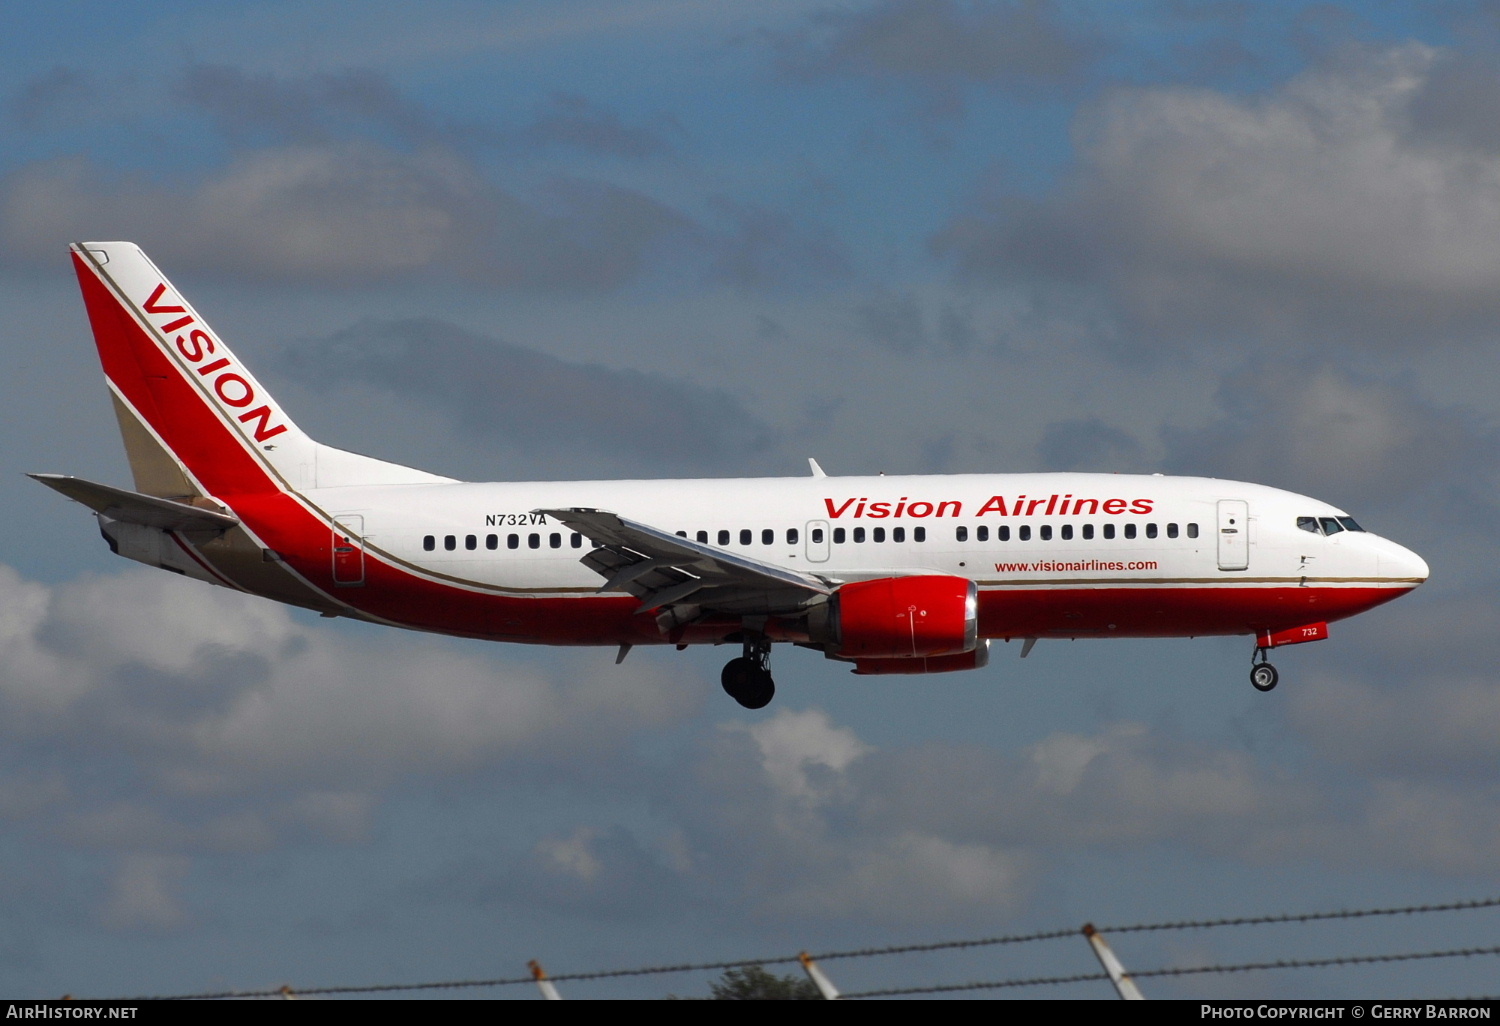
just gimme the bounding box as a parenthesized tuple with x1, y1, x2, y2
(32, 242, 1430, 709)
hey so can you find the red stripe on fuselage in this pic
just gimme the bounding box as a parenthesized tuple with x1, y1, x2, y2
(974, 583, 1412, 639)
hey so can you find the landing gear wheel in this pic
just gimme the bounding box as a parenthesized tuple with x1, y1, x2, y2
(721, 657, 775, 709)
(1250, 662, 1279, 692)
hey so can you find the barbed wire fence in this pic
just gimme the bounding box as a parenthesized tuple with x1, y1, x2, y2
(125, 896, 1500, 1000)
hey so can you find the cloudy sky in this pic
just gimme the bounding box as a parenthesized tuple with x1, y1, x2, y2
(3, 0, 1500, 1000)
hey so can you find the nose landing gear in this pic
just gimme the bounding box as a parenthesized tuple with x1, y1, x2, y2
(1250, 648, 1279, 692)
(722, 635, 775, 709)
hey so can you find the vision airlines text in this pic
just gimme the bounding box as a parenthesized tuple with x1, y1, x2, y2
(142, 282, 287, 444)
(823, 494, 1155, 519)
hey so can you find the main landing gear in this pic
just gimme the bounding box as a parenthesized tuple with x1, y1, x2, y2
(722, 635, 775, 709)
(1250, 648, 1279, 692)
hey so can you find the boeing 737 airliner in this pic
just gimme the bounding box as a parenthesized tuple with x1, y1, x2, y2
(33, 243, 1429, 708)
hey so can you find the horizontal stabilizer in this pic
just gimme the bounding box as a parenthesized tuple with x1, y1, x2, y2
(29, 474, 239, 532)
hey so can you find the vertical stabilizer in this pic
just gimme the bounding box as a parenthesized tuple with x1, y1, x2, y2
(70, 242, 452, 498)
(72, 242, 314, 497)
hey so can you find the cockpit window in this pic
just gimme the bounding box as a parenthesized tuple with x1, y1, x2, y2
(1302, 513, 1374, 537)
(1299, 515, 1368, 536)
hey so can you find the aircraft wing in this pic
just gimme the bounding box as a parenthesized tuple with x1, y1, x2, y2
(30, 474, 240, 533)
(535, 507, 832, 619)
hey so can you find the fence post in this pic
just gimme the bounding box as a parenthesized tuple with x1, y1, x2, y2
(1082, 924, 1144, 1000)
(798, 951, 840, 999)
(528, 959, 563, 1000)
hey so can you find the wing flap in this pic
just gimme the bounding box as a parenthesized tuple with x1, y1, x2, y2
(30, 473, 240, 533)
(538, 507, 831, 617)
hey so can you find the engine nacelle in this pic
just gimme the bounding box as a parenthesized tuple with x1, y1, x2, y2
(827, 575, 978, 659)
(851, 641, 991, 675)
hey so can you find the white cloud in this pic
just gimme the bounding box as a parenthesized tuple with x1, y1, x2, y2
(0, 144, 696, 292)
(8, 562, 1500, 936)
(1, 147, 475, 279)
(937, 43, 1500, 348)
(2, 566, 699, 792)
(1358, 779, 1500, 875)
(0, 561, 702, 927)
(1292, 672, 1500, 781)
(1162, 364, 1478, 510)
(763, 832, 1029, 923)
(738, 707, 871, 802)
(102, 854, 192, 932)
(536, 826, 607, 884)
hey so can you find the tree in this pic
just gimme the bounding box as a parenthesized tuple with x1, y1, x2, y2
(708, 965, 822, 1000)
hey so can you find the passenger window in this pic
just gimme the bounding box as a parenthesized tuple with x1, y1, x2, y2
(1146, 524, 1157, 539)
(486, 534, 498, 550)
(1040, 525, 1052, 541)
(740, 529, 752, 545)
(676, 531, 687, 538)
(853, 527, 866, 543)
(812, 528, 824, 543)
(1061, 524, 1073, 540)
(956, 526, 968, 542)
(788, 528, 799, 544)
(914, 526, 926, 542)
(1019, 525, 1031, 541)
(1083, 524, 1094, 540)
(1167, 523, 1178, 539)
(508, 534, 519, 549)
(1187, 523, 1199, 538)
(998, 526, 1010, 542)
(465, 535, 477, 550)
(718, 530, 730, 546)
(1103, 524, 1115, 540)
(528, 533, 540, 549)
(892, 526, 905, 543)
(834, 527, 846, 544)
(571, 533, 583, 548)
(423, 535, 435, 551)
(550, 533, 562, 548)
(1124, 524, 1137, 540)
(762, 529, 774, 545)
(696, 530, 708, 543)
(444, 535, 456, 551)
(873, 527, 885, 543)
(976, 526, 988, 542)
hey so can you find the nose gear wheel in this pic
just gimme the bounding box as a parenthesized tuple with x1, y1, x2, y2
(1250, 648, 1279, 692)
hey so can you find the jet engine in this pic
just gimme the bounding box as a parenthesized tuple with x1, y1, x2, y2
(815, 575, 979, 659)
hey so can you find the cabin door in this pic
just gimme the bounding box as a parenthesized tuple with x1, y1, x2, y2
(332, 515, 366, 587)
(805, 520, 830, 563)
(1216, 500, 1249, 571)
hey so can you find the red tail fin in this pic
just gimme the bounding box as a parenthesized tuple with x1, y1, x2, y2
(72, 242, 311, 498)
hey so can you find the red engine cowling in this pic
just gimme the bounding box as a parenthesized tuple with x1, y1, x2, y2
(852, 642, 991, 675)
(832, 575, 978, 659)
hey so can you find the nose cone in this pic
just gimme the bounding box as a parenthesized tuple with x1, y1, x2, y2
(1377, 539, 1429, 586)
